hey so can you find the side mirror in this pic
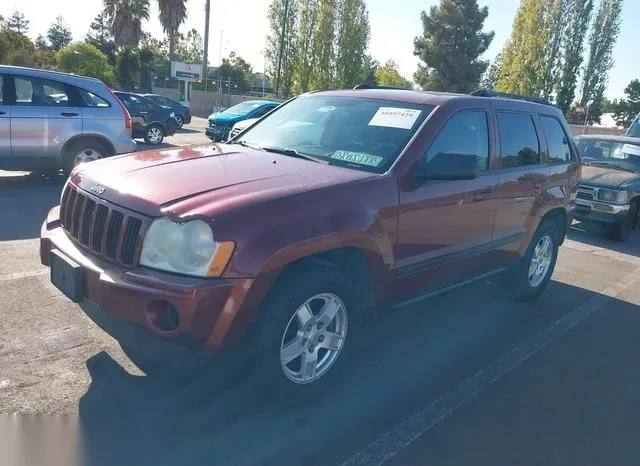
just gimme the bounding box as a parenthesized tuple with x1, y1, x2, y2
(415, 151, 480, 181)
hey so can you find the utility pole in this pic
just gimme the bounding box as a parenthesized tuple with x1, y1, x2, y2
(203, 0, 211, 95)
(275, 0, 290, 97)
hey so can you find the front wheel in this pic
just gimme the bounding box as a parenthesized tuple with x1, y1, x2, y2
(610, 203, 638, 242)
(144, 124, 165, 144)
(174, 115, 184, 129)
(253, 265, 359, 401)
(506, 221, 560, 301)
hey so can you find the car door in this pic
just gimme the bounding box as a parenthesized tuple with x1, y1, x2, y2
(491, 109, 551, 260)
(9, 74, 83, 160)
(0, 74, 10, 159)
(395, 107, 499, 298)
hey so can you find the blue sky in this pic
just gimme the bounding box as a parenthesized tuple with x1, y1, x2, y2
(2, 0, 638, 99)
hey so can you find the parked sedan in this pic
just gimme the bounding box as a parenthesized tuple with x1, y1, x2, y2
(139, 93, 192, 129)
(114, 92, 177, 145)
(575, 134, 640, 241)
(206, 100, 279, 142)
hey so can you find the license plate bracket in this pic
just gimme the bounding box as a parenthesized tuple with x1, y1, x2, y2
(50, 249, 85, 303)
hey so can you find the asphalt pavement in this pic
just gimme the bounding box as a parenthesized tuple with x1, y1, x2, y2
(1, 122, 639, 465)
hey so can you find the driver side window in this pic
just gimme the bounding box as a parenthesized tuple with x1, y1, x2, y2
(423, 111, 489, 171)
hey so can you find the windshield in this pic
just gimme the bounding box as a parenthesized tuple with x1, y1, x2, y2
(235, 95, 434, 173)
(223, 102, 264, 116)
(627, 114, 640, 137)
(577, 138, 640, 170)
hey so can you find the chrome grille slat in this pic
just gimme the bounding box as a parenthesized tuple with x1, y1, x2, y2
(59, 185, 146, 267)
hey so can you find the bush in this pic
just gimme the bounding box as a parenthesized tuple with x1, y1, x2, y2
(56, 42, 115, 86)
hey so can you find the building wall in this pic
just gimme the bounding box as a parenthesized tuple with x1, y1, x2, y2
(569, 125, 626, 136)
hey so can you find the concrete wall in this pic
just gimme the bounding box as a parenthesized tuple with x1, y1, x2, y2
(569, 125, 626, 136)
(152, 87, 284, 117)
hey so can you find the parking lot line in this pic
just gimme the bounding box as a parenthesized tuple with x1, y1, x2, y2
(0, 269, 48, 283)
(342, 265, 640, 466)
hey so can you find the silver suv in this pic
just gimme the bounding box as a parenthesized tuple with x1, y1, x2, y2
(0, 66, 136, 174)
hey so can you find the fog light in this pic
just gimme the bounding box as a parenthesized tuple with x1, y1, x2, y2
(146, 300, 181, 332)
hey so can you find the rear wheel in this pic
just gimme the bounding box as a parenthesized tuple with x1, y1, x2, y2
(144, 124, 165, 144)
(174, 115, 184, 129)
(253, 265, 360, 402)
(506, 221, 560, 301)
(610, 203, 638, 242)
(63, 140, 109, 175)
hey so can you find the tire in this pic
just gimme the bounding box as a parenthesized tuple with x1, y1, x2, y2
(144, 124, 165, 144)
(175, 115, 184, 129)
(252, 265, 361, 403)
(610, 203, 638, 242)
(63, 140, 109, 175)
(506, 221, 560, 301)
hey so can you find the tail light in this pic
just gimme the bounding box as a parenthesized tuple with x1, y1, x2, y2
(108, 88, 132, 130)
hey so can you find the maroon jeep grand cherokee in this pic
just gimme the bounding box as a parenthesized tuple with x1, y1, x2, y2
(40, 88, 580, 390)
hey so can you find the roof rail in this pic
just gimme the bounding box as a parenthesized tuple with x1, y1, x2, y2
(469, 88, 553, 106)
(353, 84, 404, 90)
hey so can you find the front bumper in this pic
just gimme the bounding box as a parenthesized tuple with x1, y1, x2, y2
(573, 199, 630, 224)
(205, 125, 229, 142)
(40, 208, 269, 353)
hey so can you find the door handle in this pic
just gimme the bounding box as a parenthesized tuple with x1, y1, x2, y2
(60, 112, 78, 117)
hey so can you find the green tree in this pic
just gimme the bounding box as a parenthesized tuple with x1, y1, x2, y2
(613, 80, 640, 127)
(496, 0, 548, 96)
(310, 0, 337, 90)
(87, 13, 118, 65)
(116, 46, 141, 90)
(217, 51, 255, 92)
(265, 0, 299, 98)
(0, 15, 5, 28)
(293, 0, 319, 94)
(56, 42, 115, 86)
(47, 16, 73, 52)
(6, 10, 29, 34)
(104, 0, 150, 47)
(540, 0, 570, 99)
(555, 0, 594, 112)
(480, 53, 502, 90)
(361, 55, 379, 86)
(335, 0, 370, 88)
(579, 0, 623, 106)
(139, 45, 155, 92)
(157, 0, 188, 59)
(414, 0, 494, 93)
(375, 60, 412, 89)
(35, 34, 49, 50)
(174, 28, 204, 64)
(0, 28, 36, 67)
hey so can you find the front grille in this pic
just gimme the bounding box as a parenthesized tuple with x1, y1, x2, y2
(59, 184, 145, 266)
(576, 185, 595, 201)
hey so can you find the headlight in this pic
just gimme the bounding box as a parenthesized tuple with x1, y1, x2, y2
(140, 218, 235, 277)
(597, 188, 627, 203)
(170, 111, 176, 118)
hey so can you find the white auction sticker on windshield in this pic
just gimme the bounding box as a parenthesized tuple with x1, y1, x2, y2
(330, 150, 383, 167)
(368, 107, 422, 129)
(621, 144, 640, 156)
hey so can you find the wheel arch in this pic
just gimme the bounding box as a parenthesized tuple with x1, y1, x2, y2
(540, 207, 568, 244)
(58, 134, 115, 165)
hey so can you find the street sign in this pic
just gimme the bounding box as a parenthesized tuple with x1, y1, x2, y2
(171, 61, 202, 80)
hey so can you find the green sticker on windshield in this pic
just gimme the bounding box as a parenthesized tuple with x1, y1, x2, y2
(330, 150, 383, 167)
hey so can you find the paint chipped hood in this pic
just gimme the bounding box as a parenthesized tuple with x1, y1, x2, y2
(69, 144, 375, 218)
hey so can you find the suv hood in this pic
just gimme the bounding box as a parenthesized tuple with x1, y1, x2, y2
(71, 144, 375, 218)
(208, 112, 243, 125)
(581, 164, 639, 188)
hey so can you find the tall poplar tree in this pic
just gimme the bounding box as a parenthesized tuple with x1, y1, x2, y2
(335, 0, 370, 88)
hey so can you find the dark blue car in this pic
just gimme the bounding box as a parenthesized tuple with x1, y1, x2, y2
(206, 100, 279, 142)
(140, 93, 192, 129)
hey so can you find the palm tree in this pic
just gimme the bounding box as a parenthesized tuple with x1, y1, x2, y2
(103, 0, 150, 47)
(157, 0, 188, 59)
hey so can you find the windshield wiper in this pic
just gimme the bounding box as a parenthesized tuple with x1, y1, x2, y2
(260, 146, 327, 163)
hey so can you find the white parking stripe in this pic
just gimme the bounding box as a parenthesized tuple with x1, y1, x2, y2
(342, 266, 640, 466)
(0, 269, 48, 283)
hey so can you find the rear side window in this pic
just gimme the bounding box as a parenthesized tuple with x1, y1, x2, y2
(424, 110, 490, 171)
(78, 89, 110, 108)
(14, 76, 71, 107)
(497, 112, 540, 168)
(541, 115, 572, 164)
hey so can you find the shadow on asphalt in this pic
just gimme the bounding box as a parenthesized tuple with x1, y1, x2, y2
(76, 278, 627, 466)
(175, 127, 203, 134)
(568, 222, 640, 258)
(0, 171, 65, 241)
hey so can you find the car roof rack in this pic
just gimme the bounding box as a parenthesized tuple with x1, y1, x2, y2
(469, 88, 553, 106)
(353, 84, 404, 90)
